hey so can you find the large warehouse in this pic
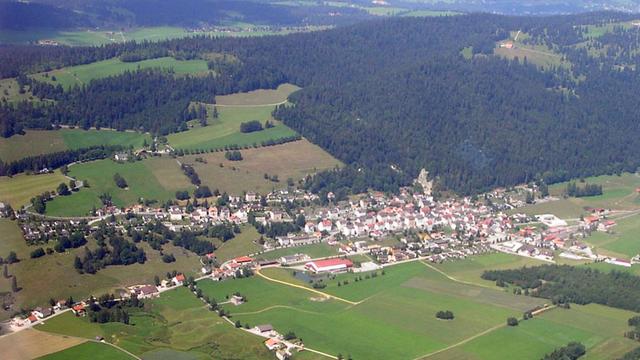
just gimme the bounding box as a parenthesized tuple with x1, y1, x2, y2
(305, 258, 354, 273)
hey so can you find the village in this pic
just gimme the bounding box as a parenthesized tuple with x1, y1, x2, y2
(4, 177, 639, 358)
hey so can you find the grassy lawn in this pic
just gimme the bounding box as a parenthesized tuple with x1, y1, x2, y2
(37, 341, 134, 360)
(583, 213, 640, 258)
(0, 218, 30, 260)
(256, 242, 339, 262)
(31, 57, 210, 90)
(0, 171, 67, 209)
(61, 129, 150, 150)
(168, 104, 297, 151)
(0, 328, 86, 360)
(0, 240, 201, 318)
(215, 83, 300, 105)
(38, 287, 272, 359)
(184, 140, 341, 195)
(210, 224, 263, 263)
(45, 156, 193, 217)
(0, 130, 67, 162)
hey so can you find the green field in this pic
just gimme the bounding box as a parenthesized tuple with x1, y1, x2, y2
(0, 218, 30, 260)
(45, 157, 192, 217)
(0, 77, 38, 104)
(0, 239, 201, 320)
(0, 171, 67, 209)
(37, 341, 134, 360)
(38, 287, 272, 359)
(256, 242, 339, 262)
(215, 83, 300, 106)
(210, 225, 263, 263)
(31, 57, 210, 90)
(0, 129, 150, 162)
(0, 27, 192, 46)
(583, 213, 640, 258)
(514, 172, 640, 219)
(184, 139, 341, 195)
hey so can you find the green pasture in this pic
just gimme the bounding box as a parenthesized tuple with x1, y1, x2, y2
(45, 157, 193, 216)
(208, 225, 263, 263)
(583, 213, 640, 258)
(0, 171, 67, 209)
(167, 104, 297, 151)
(37, 341, 134, 360)
(31, 57, 209, 90)
(257, 242, 339, 262)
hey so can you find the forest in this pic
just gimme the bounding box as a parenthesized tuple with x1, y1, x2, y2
(481, 265, 640, 312)
(2, 12, 640, 194)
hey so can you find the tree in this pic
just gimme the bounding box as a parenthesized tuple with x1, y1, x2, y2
(30, 247, 45, 258)
(3, 264, 8, 278)
(113, 173, 128, 188)
(6, 251, 18, 264)
(507, 317, 519, 326)
(57, 182, 70, 196)
(11, 275, 18, 292)
(154, 275, 160, 286)
(235, 320, 241, 328)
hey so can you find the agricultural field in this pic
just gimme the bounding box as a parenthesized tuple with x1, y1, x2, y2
(513, 172, 640, 219)
(0, 328, 86, 360)
(0, 171, 67, 209)
(38, 341, 134, 360)
(583, 213, 640, 259)
(207, 224, 263, 263)
(256, 242, 339, 262)
(0, 129, 150, 162)
(215, 83, 300, 106)
(38, 287, 273, 359)
(0, 218, 30, 260)
(0, 27, 191, 46)
(0, 239, 201, 319)
(184, 140, 341, 195)
(31, 57, 210, 90)
(45, 156, 193, 217)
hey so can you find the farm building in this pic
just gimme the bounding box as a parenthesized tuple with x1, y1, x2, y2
(305, 258, 353, 273)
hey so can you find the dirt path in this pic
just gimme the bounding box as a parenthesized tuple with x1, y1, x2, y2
(413, 322, 506, 359)
(419, 261, 495, 290)
(232, 305, 321, 316)
(255, 269, 359, 305)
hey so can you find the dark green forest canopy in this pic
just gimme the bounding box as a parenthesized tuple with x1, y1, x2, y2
(2, 12, 640, 194)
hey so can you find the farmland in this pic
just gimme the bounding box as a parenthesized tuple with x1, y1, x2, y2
(0, 171, 67, 209)
(45, 156, 193, 217)
(38, 341, 134, 360)
(0, 129, 150, 162)
(31, 57, 210, 90)
(0, 328, 86, 360)
(0, 218, 30, 260)
(184, 140, 341, 195)
(37, 287, 273, 359)
(583, 213, 640, 258)
(209, 224, 263, 263)
(167, 84, 300, 151)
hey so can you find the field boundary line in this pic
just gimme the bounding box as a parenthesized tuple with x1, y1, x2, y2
(255, 269, 358, 305)
(232, 305, 321, 316)
(419, 261, 495, 289)
(413, 322, 505, 360)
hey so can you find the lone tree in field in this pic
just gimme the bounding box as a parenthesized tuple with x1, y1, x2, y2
(507, 317, 519, 326)
(436, 310, 455, 320)
(113, 173, 128, 189)
(239, 120, 263, 133)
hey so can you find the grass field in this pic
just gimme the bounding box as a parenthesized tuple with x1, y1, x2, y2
(256, 242, 339, 262)
(45, 156, 193, 217)
(210, 224, 263, 263)
(0, 27, 191, 46)
(0, 78, 38, 104)
(31, 57, 210, 90)
(38, 287, 273, 359)
(583, 213, 640, 258)
(168, 84, 301, 151)
(0, 328, 86, 360)
(0, 239, 201, 320)
(215, 83, 300, 105)
(0, 129, 150, 163)
(184, 140, 341, 195)
(0, 171, 67, 209)
(37, 341, 134, 360)
(0, 218, 30, 260)
(513, 172, 640, 219)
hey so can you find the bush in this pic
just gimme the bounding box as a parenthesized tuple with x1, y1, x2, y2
(113, 173, 128, 188)
(239, 120, 263, 133)
(435, 310, 454, 320)
(30, 247, 45, 258)
(507, 317, 519, 326)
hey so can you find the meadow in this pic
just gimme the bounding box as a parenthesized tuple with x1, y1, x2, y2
(0, 171, 67, 209)
(513, 172, 640, 219)
(0, 129, 150, 162)
(256, 242, 339, 262)
(215, 83, 300, 105)
(0, 328, 86, 360)
(0, 78, 37, 104)
(31, 57, 210, 89)
(38, 287, 273, 359)
(0, 27, 191, 46)
(207, 224, 263, 263)
(583, 213, 640, 258)
(0, 218, 30, 260)
(38, 341, 134, 360)
(45, 156, 193, 217)
(0, 239, 201, 320)
(184, 140, 341, 195)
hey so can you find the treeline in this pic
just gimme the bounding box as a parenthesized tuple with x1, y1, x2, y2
(181, 163, 201, 186)
(173, 230, 215, 255)
(482, 265, 640, 312)
(254, 221, 299, 238)
(206, 222, 240, 241)
(0, 145, 125, 176)
(565, 182, 603, 197)
(224, 150, 242, 161)
(542, 342, 586, 360)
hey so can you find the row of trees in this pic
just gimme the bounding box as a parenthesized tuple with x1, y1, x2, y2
(565, 182, 603, 197)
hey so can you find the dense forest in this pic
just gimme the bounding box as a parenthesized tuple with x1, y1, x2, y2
(481, 265, 640, 312)
(2, 12, 640, 193)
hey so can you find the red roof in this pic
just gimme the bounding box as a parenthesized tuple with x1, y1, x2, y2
(175, 274, 186, 282)
(72, 304, 85, 311)
(28, 314, 37, 322)
(234, 256, 253, 263)
(308, 258, 353, 268)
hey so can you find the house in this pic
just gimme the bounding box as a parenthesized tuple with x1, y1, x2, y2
(254, 324, 274, 334)
(114, 152, 129, 161)
(280, 253, 310, 265)
(265, 338, 281, 350)
(72, 304, 86, 316)
(598, 220, 616, 232)
(606, 257, 632, 267)
(231, 295, 245, 306)
(305, 258, 353, 273)
(54, 299, 67, 311)
(27, 314, 38, 324)
(233, 256, 254, 265)
(169, 206, 183, 221)
(172, 274, 186, 286)
(245, 192, 258, 203)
